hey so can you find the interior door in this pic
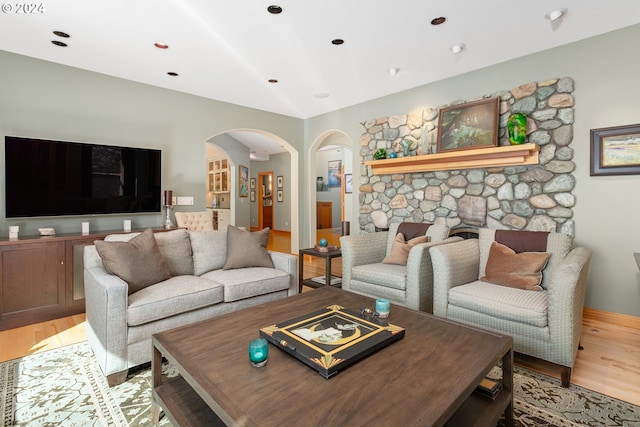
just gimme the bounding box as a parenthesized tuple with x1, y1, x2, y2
(316, 201, 332, 229)
(258, 171, 274, 229)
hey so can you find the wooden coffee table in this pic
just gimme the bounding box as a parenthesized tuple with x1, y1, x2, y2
(151, 287, 513, 426)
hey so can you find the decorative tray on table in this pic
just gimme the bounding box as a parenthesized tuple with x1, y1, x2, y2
(260, 304, 405, 379)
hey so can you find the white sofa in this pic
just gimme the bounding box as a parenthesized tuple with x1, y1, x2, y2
(84, 227, 297, 386)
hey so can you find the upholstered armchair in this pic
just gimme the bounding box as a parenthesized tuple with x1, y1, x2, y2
(339, 222, 461, 313)
(175, 211, 214, 231)
(430, 228, 592, 387)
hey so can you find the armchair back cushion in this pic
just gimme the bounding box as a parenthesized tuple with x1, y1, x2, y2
(385, 222, 449, 256)
(480, 241, 550, 291)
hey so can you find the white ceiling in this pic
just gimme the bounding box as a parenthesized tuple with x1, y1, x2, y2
(2, 1, 640, 153)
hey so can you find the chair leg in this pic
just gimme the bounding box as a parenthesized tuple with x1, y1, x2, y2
(107, 369, 129, 387)
(560, 366, 571, 388)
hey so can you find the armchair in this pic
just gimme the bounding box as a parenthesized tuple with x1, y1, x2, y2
(431, 228, 592, 387)
(339, 222, 460, 312)
(175, 211, 214, 231)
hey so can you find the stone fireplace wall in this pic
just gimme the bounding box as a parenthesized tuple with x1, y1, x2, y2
(358, 77, 576, 236)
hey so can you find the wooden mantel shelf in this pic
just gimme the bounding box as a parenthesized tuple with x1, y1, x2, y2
(365, 143, 539, 175)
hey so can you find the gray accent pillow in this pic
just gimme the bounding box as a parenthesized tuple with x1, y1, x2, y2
(223, 226, 274, 270)
(95, 228, 171, 294)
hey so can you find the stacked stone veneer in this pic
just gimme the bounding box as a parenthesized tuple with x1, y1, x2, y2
(358, 77, 577, 236)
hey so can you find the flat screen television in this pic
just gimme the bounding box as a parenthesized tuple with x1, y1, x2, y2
(5, 136, 162, 218)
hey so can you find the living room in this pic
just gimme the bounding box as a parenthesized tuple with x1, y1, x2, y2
(1, 2, 640, 425)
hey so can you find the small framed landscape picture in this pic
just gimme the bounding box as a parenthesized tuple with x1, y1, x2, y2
(590, 124, 640, 176)
(277, 189, 283, 202)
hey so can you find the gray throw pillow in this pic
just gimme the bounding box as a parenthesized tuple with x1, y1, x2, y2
(223, 226, 274, 270)
(95, 228, 171, 294)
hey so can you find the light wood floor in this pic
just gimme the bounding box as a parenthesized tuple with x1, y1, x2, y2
(1, 229, 639, 407)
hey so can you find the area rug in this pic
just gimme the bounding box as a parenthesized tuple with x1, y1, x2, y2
(1, 342, 639, 426)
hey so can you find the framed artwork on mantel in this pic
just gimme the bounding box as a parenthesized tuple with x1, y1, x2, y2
(590, 124, 640, 176)
(436, 97, 499, 153)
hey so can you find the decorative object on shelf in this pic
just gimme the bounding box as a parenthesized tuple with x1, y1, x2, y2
(238, 165, 249, 197)
(82, 222, 90, 235)
(38, 227, 56, 236)
(328, 160, 341, 188)
(314, 243, 338, 252)
(437, 97, 499, 153)
(9, 225, 19, 240)
(507, 112, 527, 144)
(590, 123, 640, 176)
(248, 338, 269, 367)
(277, 175, 283, 188)
(316, 176, 325, 191)
(399, 139, 417, 156)
(373, 148, 387, 160)
(388, 151, 397, 158)
(318, 238, 328, 247)
(163, 190, 175, 229)
(123, 220, 132, 232)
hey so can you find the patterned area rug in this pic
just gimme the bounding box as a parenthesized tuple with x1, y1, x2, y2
(1, 341, 639, 426)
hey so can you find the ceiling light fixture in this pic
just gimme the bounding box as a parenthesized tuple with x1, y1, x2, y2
(430, 16, 446, 26)
(167, 72, 178, 77)
(154, 42, 169, 49)
(545, 8, 567, 22)
(268, 79, 278, 83)
(331, 39, 344, 46)
(449, 43, 465, 54)
(388, 67, 399, 76)
(267, 5, 283, 14)
(51, 40, 67, 47)
(53, 31, 70, 38)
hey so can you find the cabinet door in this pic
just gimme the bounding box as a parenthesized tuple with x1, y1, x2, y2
(0, 242, 65, 330)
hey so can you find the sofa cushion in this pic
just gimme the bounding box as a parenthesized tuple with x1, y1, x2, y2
(448, 280, 548, 328)
(95, 228, 171, 294)
(201, 267, 289, 302)
(382, 233, 429, 265)
(127, 275, 224, 326)
(189, 230, 228, 275)
(351, 263, 407, 291)
(223, 226, 274, 270)
(104, 228, 194, 276)
(481, 242, 550, 291)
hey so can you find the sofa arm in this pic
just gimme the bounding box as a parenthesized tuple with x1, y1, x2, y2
(545, 246, 592, 365)
(269, 251, 298, 296)
(83, 245, 130, 377)
(340, 232, 389, 292)
(430, 239, 480, 317)
(405, 236, 464, 312)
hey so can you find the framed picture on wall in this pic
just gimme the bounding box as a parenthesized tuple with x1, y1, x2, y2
(344, 173, 353, 194)
(250, 190, 256, 202)
(328, 160, 342, 188)
(239, 165, 249, 197)
(250, 178, 256, 189)
(590, 124, 640, 176)
(277, 189, 283, 202)
(277, 175, 283, 188)
(436, 97, 499, 153)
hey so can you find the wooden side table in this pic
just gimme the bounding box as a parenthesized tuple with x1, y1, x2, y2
(298, 247, 342, 293)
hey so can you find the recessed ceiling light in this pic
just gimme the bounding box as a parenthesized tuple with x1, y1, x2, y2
(154, 42, 169, 49)
(430, 16, 447, 26)
(331, 39, 344, 46)
(268, 79, 278, 83)
(313, 93, 330, 99)
(53, 31, 70, 38)
(449, 43, 465, 54)
(267, 5, 283, 14)
(51, 40, 67, 47)
(167, 72, 178, 76)
(545, 8, 567, 21)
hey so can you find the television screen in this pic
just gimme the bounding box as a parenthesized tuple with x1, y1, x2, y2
(5, 136, 162, 218)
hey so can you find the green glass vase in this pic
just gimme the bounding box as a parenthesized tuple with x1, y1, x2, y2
(507, 113, 527, 144)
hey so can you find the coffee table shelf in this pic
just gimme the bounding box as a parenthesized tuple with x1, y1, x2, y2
(445, 389, 512, 426)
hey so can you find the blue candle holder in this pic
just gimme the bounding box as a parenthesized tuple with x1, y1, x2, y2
(375, 298, 390, 318)
(248, 338, 269, 367)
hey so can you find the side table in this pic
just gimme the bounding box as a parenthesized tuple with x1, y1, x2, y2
(298, 247, 342, 293)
